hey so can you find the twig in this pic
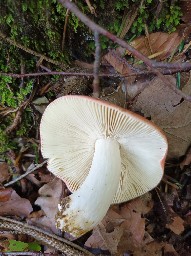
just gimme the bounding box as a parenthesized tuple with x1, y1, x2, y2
(92, 31, 101, 97)
(85, 0, 96, 15)
(62, 9, 70, 51)
(0, 253, 44, 256)
(5, 109, 22, 134)
(4, 86, 37, 134)
(58, 0, 153, 68)
(0, 31, 68, 69)
(0, 216, 93, 256)
(1, 66, 191, 80)
(57, 0, 191, 102)
(4, 160, 47, 187)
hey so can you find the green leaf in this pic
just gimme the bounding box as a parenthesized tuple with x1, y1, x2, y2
(28, 242, 41, 252)
(8, 240, 28, 252)
(7, 240, 41, 252)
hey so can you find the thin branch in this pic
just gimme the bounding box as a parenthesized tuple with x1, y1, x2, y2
(57, 0, 191, 102)
(62, 8, 70, 51)
(1, 66, 191, 80)
(58, 0, 153, 68)
(0, 253, 44, 256)
(4, 160, 47, 187)
(0, 216, 93, 256)
(92, 31, 101, 97)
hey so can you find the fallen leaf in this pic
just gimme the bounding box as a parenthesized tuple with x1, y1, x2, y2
(133, 241, 163, 256)
(86, 223, 123, 254)
(29, 178, 63, 234)
(163, 243, 179, 256)
(32, 97, 49, 114)
(0, 162, 10, 183)
(0, 188, 12, 202)
(180, 146, 191, 169)
(166, 216, 184, 235)
(127, 32, 182, 61)
(130, 73, 191, 159)
(85, 194, 153, 254)
(103, 49, 134, 75)
(120, 193, 153, 216)
(0, 188, 33, 218)
(180, 0, 191, 23)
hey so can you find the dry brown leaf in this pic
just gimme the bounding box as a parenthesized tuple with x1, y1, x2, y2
(86, 223, 123, 254)
(120, 193, 153, 216)
(29, 178, 63, 234)
(180, 146, 191, 169)
(180, 0, 191, 23)
(166, 216, 184, 235)
(133, 241, 178, 256)
(130, 74, 191, 159)
(163, 243, 179, 256)
(103, 49, 134, 76)
(127, 32, 182, 61)
(0, 162, 10, 183)
(85, 194, 153, 254)
(0, 188, 33, 217)
(85, 227, 108, 251)
(0, 188, 12, 202)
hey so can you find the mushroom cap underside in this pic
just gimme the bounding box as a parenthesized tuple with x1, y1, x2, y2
(40, 95, 168, 203)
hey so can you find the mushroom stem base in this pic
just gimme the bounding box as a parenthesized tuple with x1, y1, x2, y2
(56, 138, 121, 237)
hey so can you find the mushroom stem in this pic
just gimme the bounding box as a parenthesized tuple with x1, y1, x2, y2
(56, 138, 121, 237)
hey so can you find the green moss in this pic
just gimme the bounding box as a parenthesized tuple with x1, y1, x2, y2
(0, 0, 182, 155)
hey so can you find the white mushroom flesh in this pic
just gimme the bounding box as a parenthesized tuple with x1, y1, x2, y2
(56, 138, 121, 237)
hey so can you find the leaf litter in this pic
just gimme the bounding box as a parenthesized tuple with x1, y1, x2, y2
(1, 7, 191, 256)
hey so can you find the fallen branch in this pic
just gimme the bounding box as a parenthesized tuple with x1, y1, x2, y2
(0, 216, 93, 256)
(4, 160, 47, 187)
(1, 67, 191, 79)
(92, 31, 101, 97)
(57, 0, 191, 102)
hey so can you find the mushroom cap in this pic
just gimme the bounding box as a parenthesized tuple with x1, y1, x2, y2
(40, 95, 168, 203)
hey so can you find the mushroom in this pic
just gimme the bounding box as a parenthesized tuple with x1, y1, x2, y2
(40, 95, 168, 237)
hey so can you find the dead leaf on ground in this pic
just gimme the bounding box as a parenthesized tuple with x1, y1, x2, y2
(29, 178, 63, 234)
(166, 216, 184, 235)
(0, 162, 10, 183)
(0, 188, 12, 202)
(127, 32, 182, 61)
(132, 241, 165, 256)
(85, 194, 153, 254)
(180, 0, 191, 23)
(163, 243, 179, 256)
(0, 188, 33, 217)
(103, 49, 134, 76)
(180, 146, 191, 169)
(130, 73, 191, 159)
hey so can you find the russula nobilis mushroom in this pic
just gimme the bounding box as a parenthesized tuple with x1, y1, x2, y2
(40, 95, 168, 237)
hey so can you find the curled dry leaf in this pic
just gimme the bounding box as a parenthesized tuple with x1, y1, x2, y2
(131, 73, 191, 159)
(103, 49, 134, 76)
(127, 32, 182, 61)
(0, 188, 33, 218)
(163, 243, 179, 256)
(166, 216, 184, 235)
(30, 178, 63, 234)
(85, 194, 153, 254)
(0, 162, 10, 183)
(135, 242, 178, 256)
(0, 188, 12, 202)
